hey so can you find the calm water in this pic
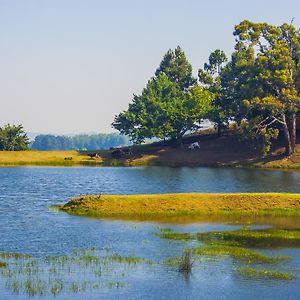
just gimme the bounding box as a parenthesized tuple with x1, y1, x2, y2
(1, 166, 300, 299)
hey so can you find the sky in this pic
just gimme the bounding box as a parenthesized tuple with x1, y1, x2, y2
(0, 0, 300, 134)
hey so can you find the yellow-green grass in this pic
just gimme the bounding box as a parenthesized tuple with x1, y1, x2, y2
(192, 244, 289, 264)
(0, 151, 101, 166)
(58, 193, 300, 219)
(159, 229, 300, 248)
(237, 267, 294, 280)
(0, 261, 6, 268)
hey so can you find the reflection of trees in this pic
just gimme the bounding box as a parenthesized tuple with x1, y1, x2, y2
(98, 167, 300, 195)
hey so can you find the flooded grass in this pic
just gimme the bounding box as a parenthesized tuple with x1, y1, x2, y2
(178, 250, 194, 274)
(0, 262, 6, 268)
(160, 228, 300, 247)
(195, 229, 300, 248)
(0, 252, 31, 259)
(237, 267, 295, 280)
(158, 227, 298, 281)
(192, 244, 290, 264)
(157, 232, 192, 241)
(0, 248, 153, 297)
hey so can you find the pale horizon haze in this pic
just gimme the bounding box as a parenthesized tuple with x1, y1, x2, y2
(1, 0, 300, 134)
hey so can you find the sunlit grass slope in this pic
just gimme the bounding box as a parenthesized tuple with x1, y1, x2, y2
(0, 151, 99, 166)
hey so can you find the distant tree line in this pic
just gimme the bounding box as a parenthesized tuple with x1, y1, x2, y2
(113, 20, 300, 156)
(31, 133, 131, 150)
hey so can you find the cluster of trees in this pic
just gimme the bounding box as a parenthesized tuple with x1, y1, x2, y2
(113, 20, 300, 156)
(0, 124, 29, 151)
(113, 47, 214, 145)
(31, 133, 130, 150)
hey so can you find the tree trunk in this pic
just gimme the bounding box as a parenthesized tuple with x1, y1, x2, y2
(282, 113, 293, 156)
(290, 112, 297, 153)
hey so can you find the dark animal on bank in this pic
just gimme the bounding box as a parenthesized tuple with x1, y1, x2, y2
(64, 157, 73, 160)
(88, 153, 100, 159)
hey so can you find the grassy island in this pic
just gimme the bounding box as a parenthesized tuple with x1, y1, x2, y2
(58, 193, 300, 219)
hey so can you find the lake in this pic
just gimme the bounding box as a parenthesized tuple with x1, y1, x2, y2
(1, 166, 300, 300)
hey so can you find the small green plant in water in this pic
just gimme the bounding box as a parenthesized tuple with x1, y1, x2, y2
(237, 267, 294, 280)
(192, 244, 290, 264)
(0, 261, 7, 268)
(178, 251, 194, 274)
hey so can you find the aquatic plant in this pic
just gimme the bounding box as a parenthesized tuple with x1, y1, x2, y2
(195, 229, 300, 248)
(0, 248, 153, 297)
(157, 232, 192, 241)
(178, 251, 194, 274)
(237, 267, 294, 280)
(192, 244, 290, 264)
(0, 261, 6, 268)
(0, 252, 31, 259)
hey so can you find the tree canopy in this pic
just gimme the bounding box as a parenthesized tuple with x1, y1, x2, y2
(233, 20, 300, 155)
(112, 20, 300, 157)
(113, 48, 214, 144)
(0, 124, 29, 151)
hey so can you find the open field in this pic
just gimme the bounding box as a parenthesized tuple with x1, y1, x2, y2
(57, 193, 300, 219)
(0, 150, 101, 166)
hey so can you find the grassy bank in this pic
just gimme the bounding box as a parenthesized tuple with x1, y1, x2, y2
(2, 129, 300, 168)
(0, 151, 101, 166)
(57, 193, 300, 219)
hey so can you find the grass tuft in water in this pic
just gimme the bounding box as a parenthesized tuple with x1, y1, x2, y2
(0, 261, 7, 268)
(192, 244, 290, 264)
(195, 229, 300, 248)
(157, 232, 192, 241)
(0, 252, 31, 260)
(237, 267, 294, 280)
(0, 248, 153, 297)
(178, 250, 194, 274)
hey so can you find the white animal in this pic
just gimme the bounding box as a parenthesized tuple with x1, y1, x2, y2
(188, 142, 200, 150)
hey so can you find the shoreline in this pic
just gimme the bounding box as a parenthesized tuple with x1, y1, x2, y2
(1, 147, 300, 170)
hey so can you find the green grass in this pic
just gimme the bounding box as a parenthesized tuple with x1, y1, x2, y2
(158, 228, 296, 265)
(0, 252, 31, 259)
(0, 261, 7, 268)
(0, 248, 153, 296)
(0, 150, 102, 166)
(159, 229, 300, 246)
(195, 229, 300, 248)
(57, 193, 300, 220)
(237, 267, 294, 280)
(157, 232, 192, 240)
(191, 244, 289, 264)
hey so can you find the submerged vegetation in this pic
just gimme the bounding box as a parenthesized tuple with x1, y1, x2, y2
(158, 226, 300, 281)
(0, 248, 153, 297)
(178, 251, 194, 274)
(237, 267, 294, 281)
(58, 193, 300, 219)
(192, 244, 289, 264)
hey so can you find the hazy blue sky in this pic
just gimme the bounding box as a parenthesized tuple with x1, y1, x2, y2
(1, 0, 300, 134)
